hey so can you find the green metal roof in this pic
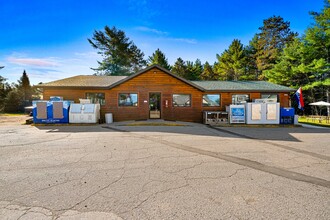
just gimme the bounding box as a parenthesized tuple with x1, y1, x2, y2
(191, 81, 295, 92)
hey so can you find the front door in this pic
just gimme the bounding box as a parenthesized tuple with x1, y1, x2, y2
(149, 93, 161, 119)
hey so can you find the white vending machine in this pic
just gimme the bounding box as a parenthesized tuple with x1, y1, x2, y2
(229, 105, 246, 124)
(246, 103, 280, 124)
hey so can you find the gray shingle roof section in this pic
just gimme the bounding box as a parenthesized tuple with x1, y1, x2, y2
(191, 81, 295, 92)
(37, 75, 127, 88)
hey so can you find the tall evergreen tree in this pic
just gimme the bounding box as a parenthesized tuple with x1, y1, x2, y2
(266, 1, 330, 115)
(214, 39, 246, 80)
(245, 36, 259, 80)
(88, 26, 146, 75)
(200, 62, 217, 80)
(254, 16, 297, 79)
(299, 1, 330, 114)
(193, 59, 203, 79)
(185, 61, 195, 79)
(171, 57, 187, 78)
(265, 38, 304, 86)
(17, 70, 32, 101)
(147, 48, 171, 70)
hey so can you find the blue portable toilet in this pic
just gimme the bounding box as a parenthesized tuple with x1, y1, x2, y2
(32, 100, 72, 124)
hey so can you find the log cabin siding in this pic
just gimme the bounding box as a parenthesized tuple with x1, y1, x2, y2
(107, 68, 204, 122)
(42, 67, 291, 123)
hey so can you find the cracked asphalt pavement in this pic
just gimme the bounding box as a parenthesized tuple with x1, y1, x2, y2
(0, 118, 329, 219)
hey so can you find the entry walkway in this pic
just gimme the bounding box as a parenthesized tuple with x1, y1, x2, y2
(104, 119, 201, 127)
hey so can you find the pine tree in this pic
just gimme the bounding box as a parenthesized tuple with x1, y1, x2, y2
(200, 62, 217, 80)
(171, 58, 187, 78)
(18, 70, 32, 101)
(245, 36, 259, 80)
(147, 48, 171, 70)
(254, 16, 297, 79)
(265, 1, 330, 115)
(192, 59, 203, 80)
(88, 26, 146, 75)
(214, 39, 246, 80)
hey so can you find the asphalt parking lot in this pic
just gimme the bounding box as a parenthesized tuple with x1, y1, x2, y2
(0, 117, 329, 219)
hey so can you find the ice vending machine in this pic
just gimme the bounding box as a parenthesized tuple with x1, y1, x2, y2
(246, 103, 280, 124)
(229, 105, 246, 124)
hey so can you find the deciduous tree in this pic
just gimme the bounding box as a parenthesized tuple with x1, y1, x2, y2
(3, 89, 24, 113)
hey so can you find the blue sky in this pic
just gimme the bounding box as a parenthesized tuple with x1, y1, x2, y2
(0, 0, 325, 85)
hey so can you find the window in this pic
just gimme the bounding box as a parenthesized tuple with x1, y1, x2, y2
(203, 94, 220, 107)
(173, 94, 191, 107)
(261, 93, 278, 102)
(86, 93, 105, 105)
(232, 94, 249, 104)
(118, 93, 138, 106)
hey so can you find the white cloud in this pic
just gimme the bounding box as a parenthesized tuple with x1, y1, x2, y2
(135, 26, 168, 35)
(170, 38, 197, 44)
(135, 26, 197, 44)
(7, 57, 59, 67)
(1, 51, 100, 85)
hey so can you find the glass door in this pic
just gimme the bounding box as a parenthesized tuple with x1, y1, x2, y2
(149, 93, 161, 119)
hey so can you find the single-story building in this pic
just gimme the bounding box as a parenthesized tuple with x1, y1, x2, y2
(36, 65, 295, 122)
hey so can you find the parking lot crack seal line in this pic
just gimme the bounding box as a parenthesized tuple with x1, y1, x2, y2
(105, 126, 330, 189)
(209, 126, 330, 162)
(163, 139, 330, 188)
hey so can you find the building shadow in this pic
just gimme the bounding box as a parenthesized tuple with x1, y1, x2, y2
(34, 121, 330, 143)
